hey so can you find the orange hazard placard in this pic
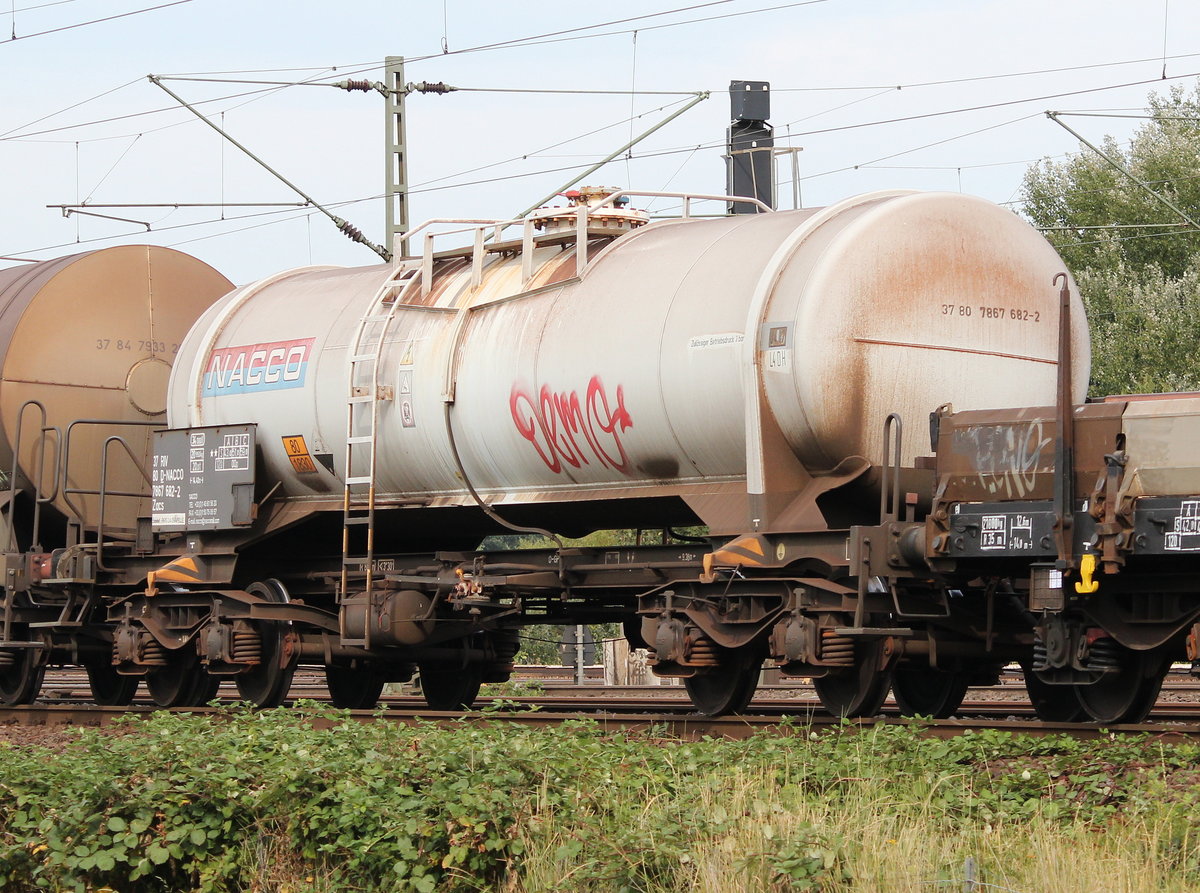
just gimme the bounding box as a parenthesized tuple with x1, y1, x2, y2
(282, 435, 318, 473)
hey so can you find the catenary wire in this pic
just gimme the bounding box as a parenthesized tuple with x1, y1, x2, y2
(156, 75, 702, 97)
(2, 0, 88, 14)
(0, 85, 294, 141)
(0, 0, 197, 43)
(10, 50, 1200, 256)
(0, 77, 142, 139)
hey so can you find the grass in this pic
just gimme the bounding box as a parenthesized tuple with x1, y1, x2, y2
(1, 710, 1199, 891)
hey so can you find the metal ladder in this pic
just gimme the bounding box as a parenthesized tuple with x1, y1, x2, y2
(338, 264, 420, 643)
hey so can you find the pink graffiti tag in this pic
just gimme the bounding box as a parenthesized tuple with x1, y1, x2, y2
(510, 376, 634, 474)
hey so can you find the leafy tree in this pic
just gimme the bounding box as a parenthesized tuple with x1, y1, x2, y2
(1021, 83, 1200, 394)
(1023, 84, 1200, 278)
(1072, 262, 1200, 396)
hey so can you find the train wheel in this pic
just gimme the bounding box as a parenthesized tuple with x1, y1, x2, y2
(189, 671, 222, 705)
(147, 649, 218, 708)
(1074, 644, 1168, 724)
(325, 666, 386, 709)
(0, 629, 43, 706)
(419, 663, 483, 710)
(683, 644, 764, 717)
(1020, 662, 1085, 722)
(891, 668, 970, 718)
(812, 637, 892, 718)
(235, 580, 296, 708)
(85, 662, 138, 706)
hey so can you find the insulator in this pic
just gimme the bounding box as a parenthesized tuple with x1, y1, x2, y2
(338, 220, 366, 244)
(140, 639, 168, 667)
(341, 79, 373, 92)
(231, 630, 262, 665)
(410, 80, 455, 95)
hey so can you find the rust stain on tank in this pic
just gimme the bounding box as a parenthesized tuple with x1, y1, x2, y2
(407, 257, 468, 306)
(852, 337, 1056, 365)
(535, 250, 581, 288)
(638, 457, 680, 479)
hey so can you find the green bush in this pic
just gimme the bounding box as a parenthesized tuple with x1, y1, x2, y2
(2, 711, 1199, 891)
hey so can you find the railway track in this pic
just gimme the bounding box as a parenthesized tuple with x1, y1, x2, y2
(7, 666, 1200, 742)
(5, 701, 1200, 742)
(31, 665, 1200, 705)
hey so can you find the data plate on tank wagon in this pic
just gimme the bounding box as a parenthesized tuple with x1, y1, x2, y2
(150, 425, 256, 532)
(946, 501, 1073, 558)
(1133, 496, 1200, 554)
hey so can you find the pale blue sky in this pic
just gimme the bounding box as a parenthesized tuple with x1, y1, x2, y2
(1, 0, 1194, 283)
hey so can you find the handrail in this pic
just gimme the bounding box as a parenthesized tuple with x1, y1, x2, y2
(59, 418, 157, 537)
(94, 435, 148, 571)
(398, 190, 772, 298)
(8, 400, 57, 552)
(879, 413, 904, 524)
(593, 189, 773, 215)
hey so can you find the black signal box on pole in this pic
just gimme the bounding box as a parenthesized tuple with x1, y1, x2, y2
(726, 80, 774, 214)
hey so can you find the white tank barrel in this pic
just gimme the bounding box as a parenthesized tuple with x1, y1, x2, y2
(168, 191, 1090, 531)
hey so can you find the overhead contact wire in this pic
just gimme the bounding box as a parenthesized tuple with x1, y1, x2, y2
(0, 0, 198, 43)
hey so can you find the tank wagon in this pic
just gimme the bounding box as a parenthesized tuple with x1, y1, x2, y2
(866, 391, 1200, 723)
(0, 246, 232, 704)
(0, 189, 1104, 716)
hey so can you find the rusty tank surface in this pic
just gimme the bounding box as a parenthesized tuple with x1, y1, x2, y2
(168, 189, 1090, 538)
(0, 246, 233, 537)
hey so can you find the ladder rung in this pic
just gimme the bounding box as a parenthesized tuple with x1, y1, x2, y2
(345, 475, 373, 485)
(342, 557, 368, 566)
(343, 515, 373, 525)
(348, 395, 374, 404)
(347, 435, 374, 444)
(350, 353, 379, 363)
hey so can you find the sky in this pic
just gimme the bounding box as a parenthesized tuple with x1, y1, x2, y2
(1, 0, 1197, 285)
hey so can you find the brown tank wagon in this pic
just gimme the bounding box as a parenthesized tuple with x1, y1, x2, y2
(0, 246, 233, 537)
(0, 246, 232, 705)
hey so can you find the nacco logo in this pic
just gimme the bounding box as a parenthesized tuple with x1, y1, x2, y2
(202, 338, 316, 397)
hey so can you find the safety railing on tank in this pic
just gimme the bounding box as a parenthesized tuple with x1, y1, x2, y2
(392, 190, 774, 297)
(6, 404, 158, 557)
(0, 401, 60, 650)
(59, 419, 159, 571)
(7, 401, 60, 553)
